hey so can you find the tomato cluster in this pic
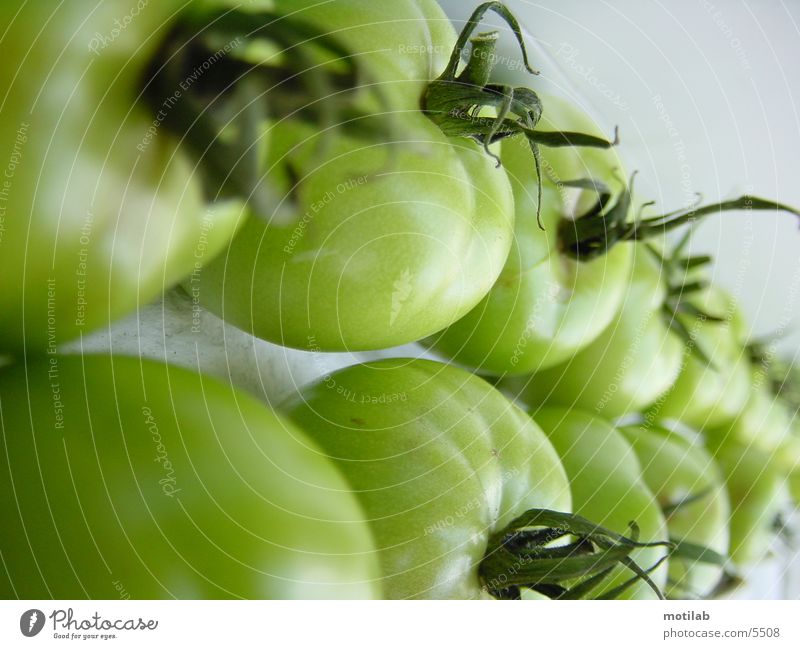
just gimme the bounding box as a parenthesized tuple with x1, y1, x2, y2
(2, 0, 798, 600)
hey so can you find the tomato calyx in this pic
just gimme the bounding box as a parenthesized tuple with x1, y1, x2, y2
(422, 2, 618, 228)
(557, 172, 635, 259)
(142, 8, 386, 218)
(747, 335, 800, 408)
(667, 539, 727, 568)
(479, 508, 673, 600)
(643, 232, 731, 367)
(559, 184, 800, 364)
(560, 181, 800, 262)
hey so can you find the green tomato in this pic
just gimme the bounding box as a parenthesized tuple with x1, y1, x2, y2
(509, 249, 684, 417)
(282, 358, 572, 598)
(648, 285, 751, 430)
(698, 357, 793, 568)
(0, 355, 380, 598)
(428, 95, 632, 374)
(0, 1, 242, 355)
(785, 430, 800, 505)
(620, 424, 730, 599)
(706, 366, 796, 466)
(190, 0, 516, 352)
(735, 354, 800, 506)
(532, 408, 670, 599)
(779, 416, 800, 505)
(705, 438, 784, 568)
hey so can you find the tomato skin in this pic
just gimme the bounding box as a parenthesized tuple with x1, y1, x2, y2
(194, 121, 513, 351)
(635, 283, 789, 566)
(0, 1, 242, 355)
(510, 249, 684, 416)
(0, 355, 380, 598)
(282, 358, 571, 599)
(648, 286, 751, 430)
(428, 95, 632, 375)
(272, 0, 455, 107)
(705, 439, 784, 568)
(191, 1, 515, 352)
(620, 424, 730, 599)
(531, 408, 669, 599)
(640, 299, 788, 569)
(706, 367, 796, 464)
(698, 363, 792, 567)
(786, 431, 800, 505)
(780, 417, 800, 505)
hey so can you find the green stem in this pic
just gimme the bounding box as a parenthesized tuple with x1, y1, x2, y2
(636, 196, 800, 235)
(561, 190, 800, 261)
(437, 1, 537, 82)
(668, 538, 728, 567)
